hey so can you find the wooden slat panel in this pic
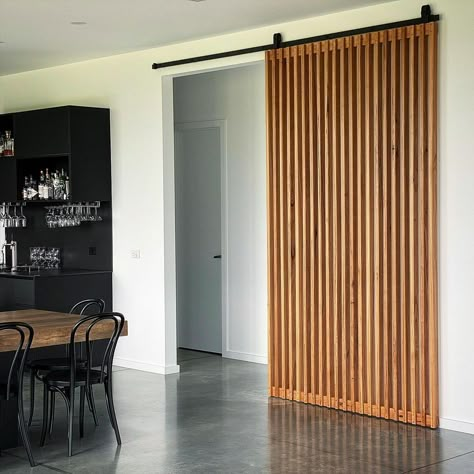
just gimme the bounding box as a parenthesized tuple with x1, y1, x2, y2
(390, 29, 400, 419)
(323, 41, 332, 408)
(339, 38, 348, 411)
(265, 22, 438, 428)
(347, 37, 357, 410)
(315, 42, 325, 402)
(417, 23, 427, 427)
(364, 33, 373, 417)
(278, 51, 288, 399)
(399, 27, 409, 423)
(381, 30, 391, 419)
(331, 39, 340, 409)
(265, 53, 274, 395)
(373, 35, 382, 416)
(294, 45, 303, 400)
(286, 48, 295, 400)
(308, 44, 317, 402)
(408, 25, 418, 424)
(271, 52, 281, 397)
(427, 22, 439, 429)
(301, 46, 310, 402)
(356, 34, 365, 415)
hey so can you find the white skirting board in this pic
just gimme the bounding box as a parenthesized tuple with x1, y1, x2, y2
(222, 350, 268, 365)
(113, 357, 180, 375)
(440, 417, 474, 435)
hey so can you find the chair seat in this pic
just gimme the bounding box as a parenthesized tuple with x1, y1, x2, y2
(44, 369, 105, 387)
(28, 357, 87, 371)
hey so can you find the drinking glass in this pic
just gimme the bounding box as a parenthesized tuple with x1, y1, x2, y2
(19, 204, 27, 228)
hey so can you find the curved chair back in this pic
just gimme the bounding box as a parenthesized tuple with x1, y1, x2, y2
(0, 322, 34, 400)
(69, 312, 125, 387)
(70, 298, 106, 316)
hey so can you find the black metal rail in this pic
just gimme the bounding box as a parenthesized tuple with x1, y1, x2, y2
(152, 5, 439, 70)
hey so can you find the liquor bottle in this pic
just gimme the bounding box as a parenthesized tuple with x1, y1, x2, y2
(22, 176, 29, 200)
(3, 131, 14, 156)
(0, 134, 4, 156)
(29, 174, 38, 200)
(43, 168, 51, 199)
(65, 174, 71, 200)
(60, 169, 67, 200)
(53, 171, 63, 200)
(38, 170, 45, 200)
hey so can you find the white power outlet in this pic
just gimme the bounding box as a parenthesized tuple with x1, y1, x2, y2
(131, 249, 141, 259)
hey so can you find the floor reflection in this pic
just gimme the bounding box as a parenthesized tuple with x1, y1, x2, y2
(268, 397, 472, 472)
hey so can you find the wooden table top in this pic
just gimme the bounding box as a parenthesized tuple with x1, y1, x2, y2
(0, 309, 128, 353)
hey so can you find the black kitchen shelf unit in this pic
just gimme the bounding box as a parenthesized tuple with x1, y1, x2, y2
(0, 105, 113, 272)
(0, 106, 111, 203)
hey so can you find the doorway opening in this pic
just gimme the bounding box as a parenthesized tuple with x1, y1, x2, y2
(170, 63, 267, 369)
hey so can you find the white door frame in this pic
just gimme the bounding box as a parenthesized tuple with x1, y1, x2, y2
(161, 56, 264, 372)
(174, 120, 228, 356)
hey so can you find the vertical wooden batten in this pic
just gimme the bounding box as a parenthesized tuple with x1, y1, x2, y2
(266, 22, 438, 427)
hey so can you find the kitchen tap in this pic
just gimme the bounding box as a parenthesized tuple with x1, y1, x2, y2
(1, 241, 18, 271)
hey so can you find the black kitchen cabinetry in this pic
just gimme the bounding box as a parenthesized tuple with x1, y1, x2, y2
(1, 105, 113, 271)
(0, 105, 114, 373)
(0, 272, 112, 313)
(0, 106, 111, 202)
(0, 104, 113, 304)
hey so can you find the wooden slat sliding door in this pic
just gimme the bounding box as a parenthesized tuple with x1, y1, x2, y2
(266, 22, 438, 427)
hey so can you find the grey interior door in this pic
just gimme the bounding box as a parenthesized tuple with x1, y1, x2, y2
(175, 124, 222, 354)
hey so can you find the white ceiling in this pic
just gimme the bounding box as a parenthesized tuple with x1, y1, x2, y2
(0, 0, 389, 76)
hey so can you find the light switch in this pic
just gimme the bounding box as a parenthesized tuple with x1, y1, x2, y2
(131, 249, 141, 259)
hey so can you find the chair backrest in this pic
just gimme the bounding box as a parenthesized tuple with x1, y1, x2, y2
(70, 299, 106, 316)
(0, 322, 34, 400)
(69, 312, 125, 386)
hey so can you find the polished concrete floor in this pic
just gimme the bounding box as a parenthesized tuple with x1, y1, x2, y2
(1, 349, 474, 473)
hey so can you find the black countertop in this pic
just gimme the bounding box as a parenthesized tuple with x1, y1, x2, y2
(0, 268, 112, 280)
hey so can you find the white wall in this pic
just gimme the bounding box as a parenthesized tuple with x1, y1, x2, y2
(0, 0, 473, 433)
(174, 66, 267, 363)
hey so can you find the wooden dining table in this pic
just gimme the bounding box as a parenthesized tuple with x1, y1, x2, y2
(0, 309, 128, 449)
(0, 309, 128, 352)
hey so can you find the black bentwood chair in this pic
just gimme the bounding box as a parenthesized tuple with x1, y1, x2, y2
(40, 312, 125, 457)
(0, 322, 35, 467)
(27, 299, 105, 428)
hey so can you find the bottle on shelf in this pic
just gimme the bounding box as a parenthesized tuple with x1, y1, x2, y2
(28, 174, 38, 200)
(2, 131, 14, 156)
(20, 168, 70, 201)
(53, 170, 64, 200)
(22, 176, 29, 200)
(65, 174, 71, 200)
(45, 168, 53, 200)
(38, 170, 45, 200)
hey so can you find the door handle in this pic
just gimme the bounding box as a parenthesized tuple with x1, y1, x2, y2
(213, 255, 222, 259)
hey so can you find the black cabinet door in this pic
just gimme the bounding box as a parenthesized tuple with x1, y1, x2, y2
(14, 107, 70, 158)
(0, 160, 18, 201)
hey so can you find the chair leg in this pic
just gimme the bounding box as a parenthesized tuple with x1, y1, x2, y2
(79, 386, 85, 438)
(104, 379, 121, 445)
(49, 388, 71, 456)
(17, 409, 36, 467)
(68, 386, 75, 457)
(40, 385, 49, 447)
(48, 391, 56, 437)
(86, 385, 99, 426)
(28, 369, 36, 427)
(104, 382, 113, 427)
